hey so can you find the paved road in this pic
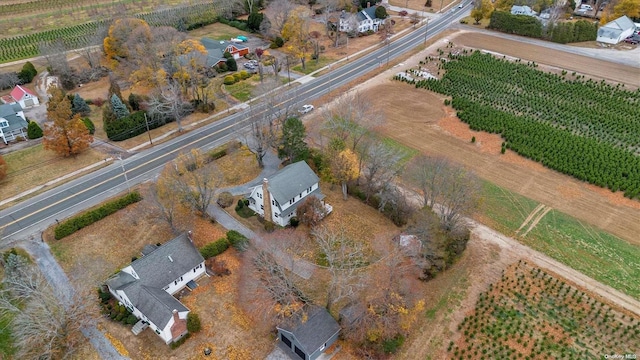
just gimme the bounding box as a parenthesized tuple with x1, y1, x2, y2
(0, 3, 473, 243)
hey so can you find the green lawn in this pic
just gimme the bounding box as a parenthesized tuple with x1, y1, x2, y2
(292, 57, 334, 75)
(381, 137, 418, 164)
(187, 22, 249, 41)
(525, 210, 640, 299)
(224, 78, 256, 102)
(0, 313, 15, 358)
(477, 181, 540, 235)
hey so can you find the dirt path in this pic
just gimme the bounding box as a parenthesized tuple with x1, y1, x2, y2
(470, 221, 640, 316)
(516, 203, 545, 234)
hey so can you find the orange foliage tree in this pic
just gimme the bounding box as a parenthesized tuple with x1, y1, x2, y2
(43, 87, 93, 157)
(103, 18, 150, 69)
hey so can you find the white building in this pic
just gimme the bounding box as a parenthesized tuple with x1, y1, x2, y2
(597, 16, 636, 44)
(339, 7, 385, 33)
(105, 233, 206, 345)
(248, 161, 331, 227)
(510, 5, 537, 16)
(0, 103, 28, 144)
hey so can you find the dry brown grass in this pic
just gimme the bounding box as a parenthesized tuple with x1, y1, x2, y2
(217, 145, 260, 187)
(389, 0, 459, 12)
(1, 144, 108, 201)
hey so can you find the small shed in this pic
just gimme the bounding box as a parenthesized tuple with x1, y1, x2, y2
(276, 306, 340, 360)
(597, 16, 636, 44)
(9, 85, 39, 108)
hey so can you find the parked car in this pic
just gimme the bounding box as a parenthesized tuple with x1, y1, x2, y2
(243, 63, 255, 69)
(580, 4, 593, 10)
(237, 35, 248, 42)
(624, 35, 640, 44)
(299, 104, 314, 114)
(248, 60, 259, 66)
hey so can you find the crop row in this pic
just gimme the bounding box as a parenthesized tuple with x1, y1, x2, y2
(401, 51, 640, 198)
(0, 2, 220, 64)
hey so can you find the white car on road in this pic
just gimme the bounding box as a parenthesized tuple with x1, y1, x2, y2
(299, 104, 314, 114)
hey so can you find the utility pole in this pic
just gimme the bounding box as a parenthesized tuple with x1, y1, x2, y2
(118, 156, 131, 193)
(144, 113, 152, 145)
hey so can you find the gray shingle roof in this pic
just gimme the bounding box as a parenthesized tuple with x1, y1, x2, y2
(277, 306, 340, 355)
(0, 103, 21, 117)
(278, 188, 325, 219)
(130, 233, 204, 288)
(268, 161, 319, 205)
(105, 233, 203, 329)
(1, 114, 28, 132)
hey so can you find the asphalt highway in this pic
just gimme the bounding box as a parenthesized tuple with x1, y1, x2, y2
(0, 4, 471, 242)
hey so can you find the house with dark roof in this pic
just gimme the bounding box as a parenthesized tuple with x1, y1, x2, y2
(105, 233, 206, 345)
(597, 16, 636, 44)
(1, 85, 40, 108)
(338, 6, 385, 33)
(247, 161, 332, 227)
(0, 103, 28, 144)
(276, 306, 341, 360)
(200, 38, 249, 67)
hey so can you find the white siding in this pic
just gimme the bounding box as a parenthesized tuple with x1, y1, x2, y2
(163, 262, 205, 295)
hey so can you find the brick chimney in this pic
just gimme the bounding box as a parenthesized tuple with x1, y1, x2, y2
(172, 309, 179, 322)
(262, 178, 272, 223)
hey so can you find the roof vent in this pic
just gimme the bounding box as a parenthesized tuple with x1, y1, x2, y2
(168, 255, 173, 262)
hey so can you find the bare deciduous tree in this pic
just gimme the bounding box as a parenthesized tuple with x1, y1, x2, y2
(322, 91, 384, 151)
(146, 79, 193, 131)
(266, 0, 296, 36)
(361, 140, 406, 202)
(312, 226, 366, 312)
(0, 72, 20, 90)
(0, 253, 96, 360)
(151, 164, 184, 233)
(167, 149, 222, 218)
(406, 155, 481, 231)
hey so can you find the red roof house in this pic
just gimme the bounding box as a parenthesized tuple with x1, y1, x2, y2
(8, 85, 39, 108)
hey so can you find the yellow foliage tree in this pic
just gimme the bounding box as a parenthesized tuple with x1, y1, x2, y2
(43, 87, 93, 157)
(281, 10, 311, 70)
(471, 0, 494, 24)
(102, 18, 150, 69)
(331, 148, 359, 200)
(600, 0, 640, 24)
(173, 39, 208, 96)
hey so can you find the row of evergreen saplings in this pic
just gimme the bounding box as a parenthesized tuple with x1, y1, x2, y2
(402, 51, 640, 198)
(488, 11, 597, 44)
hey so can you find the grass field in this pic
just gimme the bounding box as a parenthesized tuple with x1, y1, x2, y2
(224, 78, 256, 102)
(1, 144, 107, 205)
(449, 261, 640, 359)
(476, 181, 640, 299)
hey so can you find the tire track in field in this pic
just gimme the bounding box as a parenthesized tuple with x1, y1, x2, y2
(521, 206, 552, 238)
(516, 203, 545, 234)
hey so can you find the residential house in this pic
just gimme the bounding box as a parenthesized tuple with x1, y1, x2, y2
(276, 306, 341, 360)
(247, 161, 332, 227)
(597, 16, 636, 44)
(510, 5, 538, 16)
(200, 38, 249, 67)
(0, 103, 28, 144)
(0, 85, 40, 108)
(339, 6, 385, 33)
(105, 233, 206, 345)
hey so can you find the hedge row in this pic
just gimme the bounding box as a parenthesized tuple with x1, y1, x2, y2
(105, 111, 170, 141)
(54, 192, 142, 239)
(488, 11, 543, 38)
(488, 11, 597, 44)
(200, 238, 230, 259)
(226, 230, 249, 251)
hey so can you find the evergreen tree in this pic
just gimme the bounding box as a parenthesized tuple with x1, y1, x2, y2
(27, 121, 43, 139)
(18, 61, 37, 83)
(247, 11, 264, 32)
(278, 117, 309, 162)
(226, 57, 238, 72)
(111, 94, 130, 120)
(71, 93, 91, 116)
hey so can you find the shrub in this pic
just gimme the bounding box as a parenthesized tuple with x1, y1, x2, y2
(226, 57, 238, 72)
(18, 61, 37, 83)
(200, 238, 230, 259)
(82, 117, 95, 134)
(239, 70, 250, 79)
(27, 121, 43, 139)
(170, 333, 191, 349)
(217, 192, 234, 208)
(54, 191, 142, 239)
(233, 72, 242, 82)
(217, 62, 228, 72)
(92, 98, 105, 107)
(236, 199, 245, 209)
(226, 230, 249, 251)
(264, 221, 276, 232)
(224, 75, 236, 85)
(382, 335, 405, 354)
(272, 36, 285, 48)
(375, 6, 388, 19)
(187, 313, 202, 333)
(289, 217, 299, 227)
(128, 93, 142, 111)
(97, 288, 112, 303)
(471, 136, 476, 143)
(126, 315, 138, 325)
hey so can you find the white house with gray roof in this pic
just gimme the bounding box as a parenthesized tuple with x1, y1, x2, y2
(339, 6, 385, 33)
(105, 233, 206, 345)
(0, 103, 28, 144)
(247, 161, 332, 227)
(597, 16, 636, 44)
